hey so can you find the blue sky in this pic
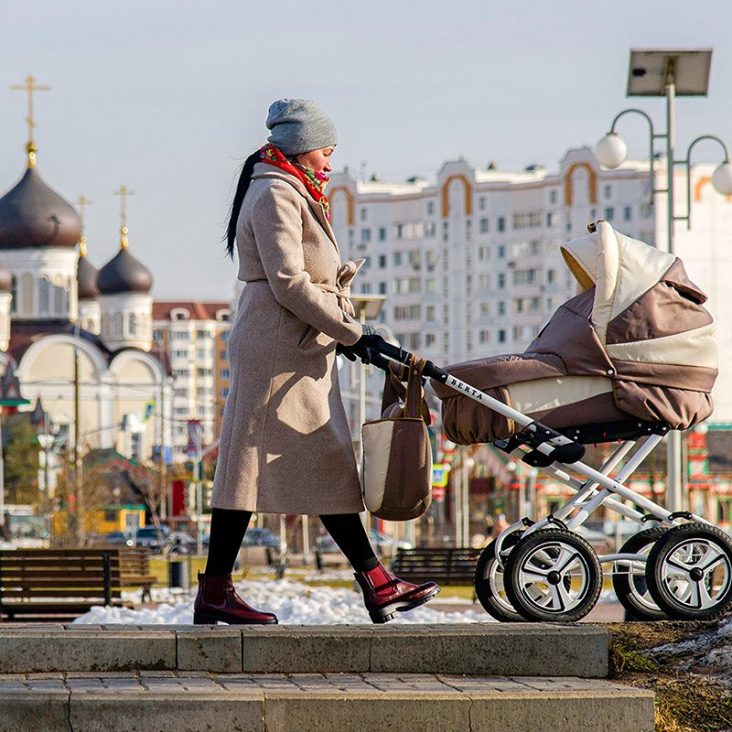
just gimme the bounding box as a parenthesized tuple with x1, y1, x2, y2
(1, 0, 731, 298)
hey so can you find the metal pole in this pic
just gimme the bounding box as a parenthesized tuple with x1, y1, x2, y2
(665, 72, 684, 513)
(461, 456, 470, 547)
(158, 375, 166, 520)
(455, 448, 463, 547)
(0, 414, 5, 536)
(73, 318, 83, 542)
(301, 515, 311, 566)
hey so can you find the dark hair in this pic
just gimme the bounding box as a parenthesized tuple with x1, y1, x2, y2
(225, 150, 260, 259)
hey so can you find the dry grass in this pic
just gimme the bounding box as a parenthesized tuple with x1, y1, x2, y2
(604, 621, 732, 732)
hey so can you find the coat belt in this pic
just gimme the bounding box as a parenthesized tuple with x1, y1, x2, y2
(313, 259, 365, 319)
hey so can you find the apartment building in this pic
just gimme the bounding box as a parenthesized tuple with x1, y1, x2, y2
(152, 301, 231, 460)
(329, 146, 732, 423)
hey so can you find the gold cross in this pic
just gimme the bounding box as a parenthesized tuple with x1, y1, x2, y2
(75, 196, 93, 255)
(11, 74, 50, 167)
(113, 185, 134, 248)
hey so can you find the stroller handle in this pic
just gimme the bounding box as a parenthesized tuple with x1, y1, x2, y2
(367, 340, 449, 383)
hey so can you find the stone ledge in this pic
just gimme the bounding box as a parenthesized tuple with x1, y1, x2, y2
(0, 623, 610, 677)
(0, 675, 654, 732)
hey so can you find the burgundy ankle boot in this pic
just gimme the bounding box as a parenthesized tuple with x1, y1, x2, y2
(355, 562, 440, 623)
(193, 573, 278, 625)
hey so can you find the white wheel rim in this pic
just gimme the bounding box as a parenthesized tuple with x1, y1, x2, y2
(616, 545, 658, 612)
(660, 538, 732, 611)
(482, 556, 515, 615)
(517, 542, 592, 614)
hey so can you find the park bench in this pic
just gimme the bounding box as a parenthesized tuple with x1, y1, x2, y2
(390, 547, 482, 587)
(116, 547, 156, 602)
(0, 548, 140, 622)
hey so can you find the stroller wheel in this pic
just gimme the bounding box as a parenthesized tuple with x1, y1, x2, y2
(612, 527, 667, 621)
(474, 531, 525, 622)
(503, 528, 602, 622)
(645, 523, 732, 621)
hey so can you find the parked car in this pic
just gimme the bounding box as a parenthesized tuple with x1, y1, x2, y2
(134, 525, 173, 554)
(88, 531, 135, 548)
(169, 531, 198, 554)
(315, 529, 413, 555)
(242, 527, 280, 550)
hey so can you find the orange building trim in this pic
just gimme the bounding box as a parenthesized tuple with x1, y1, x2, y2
(441, 174, 473, 217)
(329, 185, 355, 225)
(563, 162, 597, 206)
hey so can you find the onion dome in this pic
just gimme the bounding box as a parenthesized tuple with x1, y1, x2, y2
(77, 239, 99, 299)
(97, 227, 153, 295)
(0, 167, 82, 250)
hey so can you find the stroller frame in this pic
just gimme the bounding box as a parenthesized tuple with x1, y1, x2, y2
(369, 340, 732, 622)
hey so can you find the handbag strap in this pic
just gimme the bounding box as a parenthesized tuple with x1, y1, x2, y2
(403, 356, 430, 424)
(381, 361, 408, 414)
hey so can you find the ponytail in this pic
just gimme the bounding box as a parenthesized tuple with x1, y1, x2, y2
(225, 150, 260, 259)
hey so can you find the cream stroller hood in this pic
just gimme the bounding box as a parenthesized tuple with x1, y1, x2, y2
(560, 221, 717, 374)
(433, 221, 718, 444)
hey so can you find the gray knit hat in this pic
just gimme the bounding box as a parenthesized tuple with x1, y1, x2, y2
(266, 99, 337, 156)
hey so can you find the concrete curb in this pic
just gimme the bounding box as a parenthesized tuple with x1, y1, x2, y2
(0, 623, 610, 677)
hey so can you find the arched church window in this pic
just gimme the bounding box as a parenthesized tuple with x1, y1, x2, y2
(20, 273, 33, 315)
(39, 277, 51, 315)
(113, 312, 123, 336)
(101, 312, 109, 334)
(129, 312, 138, 336)
(53, 275, 64, 315)
(10, 275, 17, 314)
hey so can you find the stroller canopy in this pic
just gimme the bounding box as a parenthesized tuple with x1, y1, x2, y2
(433, 221, 717, 445)
(561, 221, 717, 377)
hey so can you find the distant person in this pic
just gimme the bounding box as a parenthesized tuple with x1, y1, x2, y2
(490, 513, 509, 539)
(195, 99, 439, 625)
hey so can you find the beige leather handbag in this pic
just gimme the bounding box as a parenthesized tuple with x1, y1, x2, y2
(361, 356, 433, 521)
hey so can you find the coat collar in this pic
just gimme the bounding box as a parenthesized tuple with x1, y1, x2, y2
(251, 163, 338, 250)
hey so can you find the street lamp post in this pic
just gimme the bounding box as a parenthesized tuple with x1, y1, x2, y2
(595, 49, 732, 513)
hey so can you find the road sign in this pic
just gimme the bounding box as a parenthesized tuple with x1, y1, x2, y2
(432, 463, 449, 488)
(432, 484, 446, 502)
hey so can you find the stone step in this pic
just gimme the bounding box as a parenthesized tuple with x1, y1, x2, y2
(0, 671, 655, 732)
(0, 623, 610, 677)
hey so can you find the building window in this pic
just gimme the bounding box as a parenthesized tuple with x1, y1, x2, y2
(129, 312, 138, 336)
(220, 368, 230, 379)
(498, 329, 506, 343)
(378, 227, 387, 241)
(393, 251, 403, 266)
(427, 201, 434, 215)
(361, 228, 371, 244)
(623, 206, 632, 221)
(547, 269, 555, 284)
(113, 312, 124, 336)
(478, 197, 486, 211)
(479, 217, 489, 233)
(549, 190, 557, 204)
(378, 281, 387, 294)
(546, 212, 555, 227)
(604, 184, 612, 200)
(497, 273, 506, 288)
(10, 275, 16, 314)
(498, 301, 506, 316)
(360, 207, 368, 221)
(20, 273, 33, 315)
(39, 277, 50, 315)
(604, 207, 614, 221)
(497, 245, 505, 258)
(425, 333, 435, 347)
(378, 254, 387, 268)
(497, 216, 505, 232)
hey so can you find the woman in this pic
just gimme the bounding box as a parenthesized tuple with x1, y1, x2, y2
(194, 99, 439, 625)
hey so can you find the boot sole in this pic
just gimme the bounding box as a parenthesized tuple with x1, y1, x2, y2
(193, 612, 278, 625)
(368, 586, 441, 624)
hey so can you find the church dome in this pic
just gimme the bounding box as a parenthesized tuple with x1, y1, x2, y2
(0, 167, 82, 249)
(77, 242, 99, 299)
(97, 229, 153, 295)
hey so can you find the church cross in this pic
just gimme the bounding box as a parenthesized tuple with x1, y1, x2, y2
(11, 74, 50, 167)
(113, 185, 134, 248)
(75, 196, 93, 255)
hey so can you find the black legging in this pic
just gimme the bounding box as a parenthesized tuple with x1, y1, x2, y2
(204, 508, 378, 576)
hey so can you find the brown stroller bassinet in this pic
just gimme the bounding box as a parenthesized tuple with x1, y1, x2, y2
(432, 221, 718, 445)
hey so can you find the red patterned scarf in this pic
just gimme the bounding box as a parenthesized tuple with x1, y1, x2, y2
(259, 143, 330, 220)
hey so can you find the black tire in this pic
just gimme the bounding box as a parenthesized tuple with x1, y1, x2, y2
(474, 532, 525, 622)
(645, 522, 732, 621)
(503, 528, 602, 622)
(612, 527, 667, 621)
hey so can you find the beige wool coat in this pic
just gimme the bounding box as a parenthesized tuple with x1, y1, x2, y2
(211, 163, 364, 515)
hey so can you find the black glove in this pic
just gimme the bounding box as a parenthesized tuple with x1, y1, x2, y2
(336, 325, 386, 365)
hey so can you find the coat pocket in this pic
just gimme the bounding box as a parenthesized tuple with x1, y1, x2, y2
(297, 325, 335, 355)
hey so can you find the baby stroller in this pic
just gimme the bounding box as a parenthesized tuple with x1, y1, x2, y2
(368, 221, 732, 622)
